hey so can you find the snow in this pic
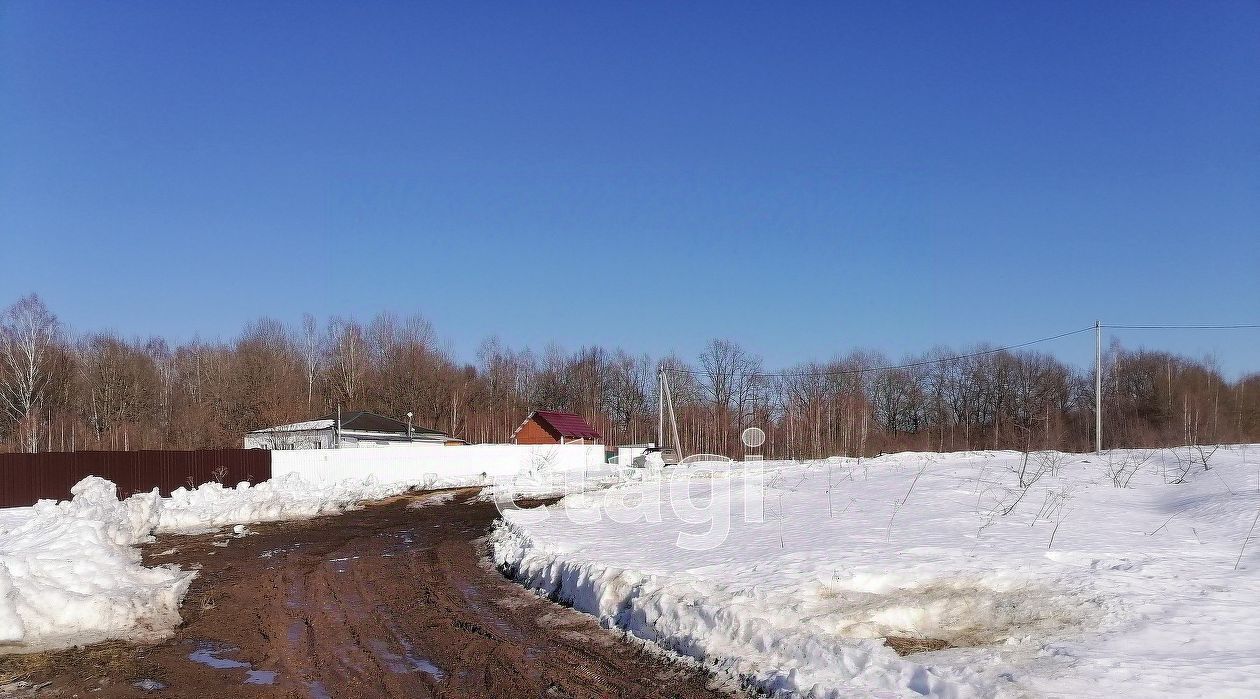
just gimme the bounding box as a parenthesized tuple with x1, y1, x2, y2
(491, 446, 1260, 698)
(156, 472, 414, 534)
(0, 472, 424, 652)
(247, 419, 335, 433)
(0, 477, 192, 650)
(408, 491, 457, 508)
(0, 446, 625, 654)
(8, 442, 1257, 695)
(270, 442, 609, 489)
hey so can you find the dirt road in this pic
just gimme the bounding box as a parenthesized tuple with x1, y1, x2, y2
(0, 491, 731, 698)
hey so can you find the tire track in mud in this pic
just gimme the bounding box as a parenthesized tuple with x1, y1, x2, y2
(4, 491, 729, 699)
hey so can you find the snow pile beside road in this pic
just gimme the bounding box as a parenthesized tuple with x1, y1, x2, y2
(0, 445, 639, 653)
(0, 477, 193, 650)
(478, 462, 636, 503)
(157, 472, 415, 534)
(492, 446, 1260, 697)
(0, 471, 426, 652)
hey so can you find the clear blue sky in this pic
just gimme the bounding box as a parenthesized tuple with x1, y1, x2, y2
(2, 1, 1258, 375)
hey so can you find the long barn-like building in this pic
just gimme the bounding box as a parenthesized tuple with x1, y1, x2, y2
(244, 411, 453, 449)
(510, 410, 602, 445)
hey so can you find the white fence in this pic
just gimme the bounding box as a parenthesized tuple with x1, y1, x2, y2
(271, 443, 608, 486)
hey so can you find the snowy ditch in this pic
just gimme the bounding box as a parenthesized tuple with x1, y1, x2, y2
(491, 448, 1260, 697)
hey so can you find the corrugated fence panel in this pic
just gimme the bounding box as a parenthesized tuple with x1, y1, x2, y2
(0, 450, 272, 508)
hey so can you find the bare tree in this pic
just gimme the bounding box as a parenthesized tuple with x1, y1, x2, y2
(325, 316, 366, 406)
(606, 351, 652, 444)
(5, 292, 1260, 454)
(299, 312, 321, 411)
(0, 294, 62, 451)
(699, 339, 763, 454)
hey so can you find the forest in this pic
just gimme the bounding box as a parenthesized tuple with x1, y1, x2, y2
(2, 293, 1257, 457)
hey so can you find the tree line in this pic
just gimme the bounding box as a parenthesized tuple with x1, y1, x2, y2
(2, 293, 1257, 456)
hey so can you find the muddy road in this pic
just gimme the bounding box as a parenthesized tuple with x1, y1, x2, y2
(1, 491, 731, 698)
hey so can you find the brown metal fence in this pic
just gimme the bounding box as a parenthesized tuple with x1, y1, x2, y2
(0, 450, 272, 508)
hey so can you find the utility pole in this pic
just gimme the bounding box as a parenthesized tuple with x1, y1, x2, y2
(655, 368, 683, 460)
(657, 368, 665, 450)
(1095, 320, 1102, 454)
(662, 371, 682, 459)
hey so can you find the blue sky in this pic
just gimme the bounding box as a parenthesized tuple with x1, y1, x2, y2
(2, 1, 1257, 374)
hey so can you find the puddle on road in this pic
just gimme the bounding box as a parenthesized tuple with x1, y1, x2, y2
(368, 639, 446, 680)
(286, 575, 311, 610)
(457, 581, 520, 639)
(288, 619, 306, 647)
(371, 613, 448, 680)
(187, 642, 281, 686)
(188, 645, 250, 669)
(307, 680, 332, 698)
(246, 670, 278, 685)
(379, 528, 419, 551)
(326, 555, 362, 574)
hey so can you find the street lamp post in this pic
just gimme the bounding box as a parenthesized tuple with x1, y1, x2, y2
(406, 412, 414, 441)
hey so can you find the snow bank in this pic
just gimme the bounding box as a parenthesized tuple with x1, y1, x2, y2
(0, 442, 622, 653)
(156, 472, 415, 534)
(271, 443, 608, 488)
(0, 470, 441, 652)
(0, 477, 192, 650)
(491, 446, 1260, 697)
(268, 442, 625, 506)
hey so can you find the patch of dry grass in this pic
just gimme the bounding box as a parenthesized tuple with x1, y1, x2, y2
(0, 640, 150, 686)
(883, 635, 952, 655)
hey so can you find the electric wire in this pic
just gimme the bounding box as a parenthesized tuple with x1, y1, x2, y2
(663, 322, 1260, 380)
(1102, 323, 1260, 330)
(664, 326, 1096, 379)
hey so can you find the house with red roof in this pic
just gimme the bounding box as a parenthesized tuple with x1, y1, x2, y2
(511, 410, 603, 445)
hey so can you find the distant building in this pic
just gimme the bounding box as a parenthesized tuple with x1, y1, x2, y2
(244, 411, 454, 449)
(511, 410, 602, 445)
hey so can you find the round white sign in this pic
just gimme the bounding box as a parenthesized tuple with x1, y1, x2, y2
(741, 426, 766, 448)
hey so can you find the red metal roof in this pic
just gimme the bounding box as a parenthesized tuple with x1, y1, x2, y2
(532, 410, 602, 439)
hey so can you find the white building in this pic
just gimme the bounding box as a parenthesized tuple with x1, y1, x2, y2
(244, 411, 454, 450)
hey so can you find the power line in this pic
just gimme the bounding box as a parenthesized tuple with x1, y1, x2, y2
(665, 325, 1096, 380)
(662, 321, 1260, 381)
(1102, 323, 1260, 330)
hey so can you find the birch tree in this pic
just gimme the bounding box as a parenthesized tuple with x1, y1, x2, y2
(326, 316, 366, 406)
(0, 294, 62, 451)
(299, 312, 321, 410)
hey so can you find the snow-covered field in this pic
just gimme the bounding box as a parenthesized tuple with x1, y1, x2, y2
(491, 446, 1260, 698)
